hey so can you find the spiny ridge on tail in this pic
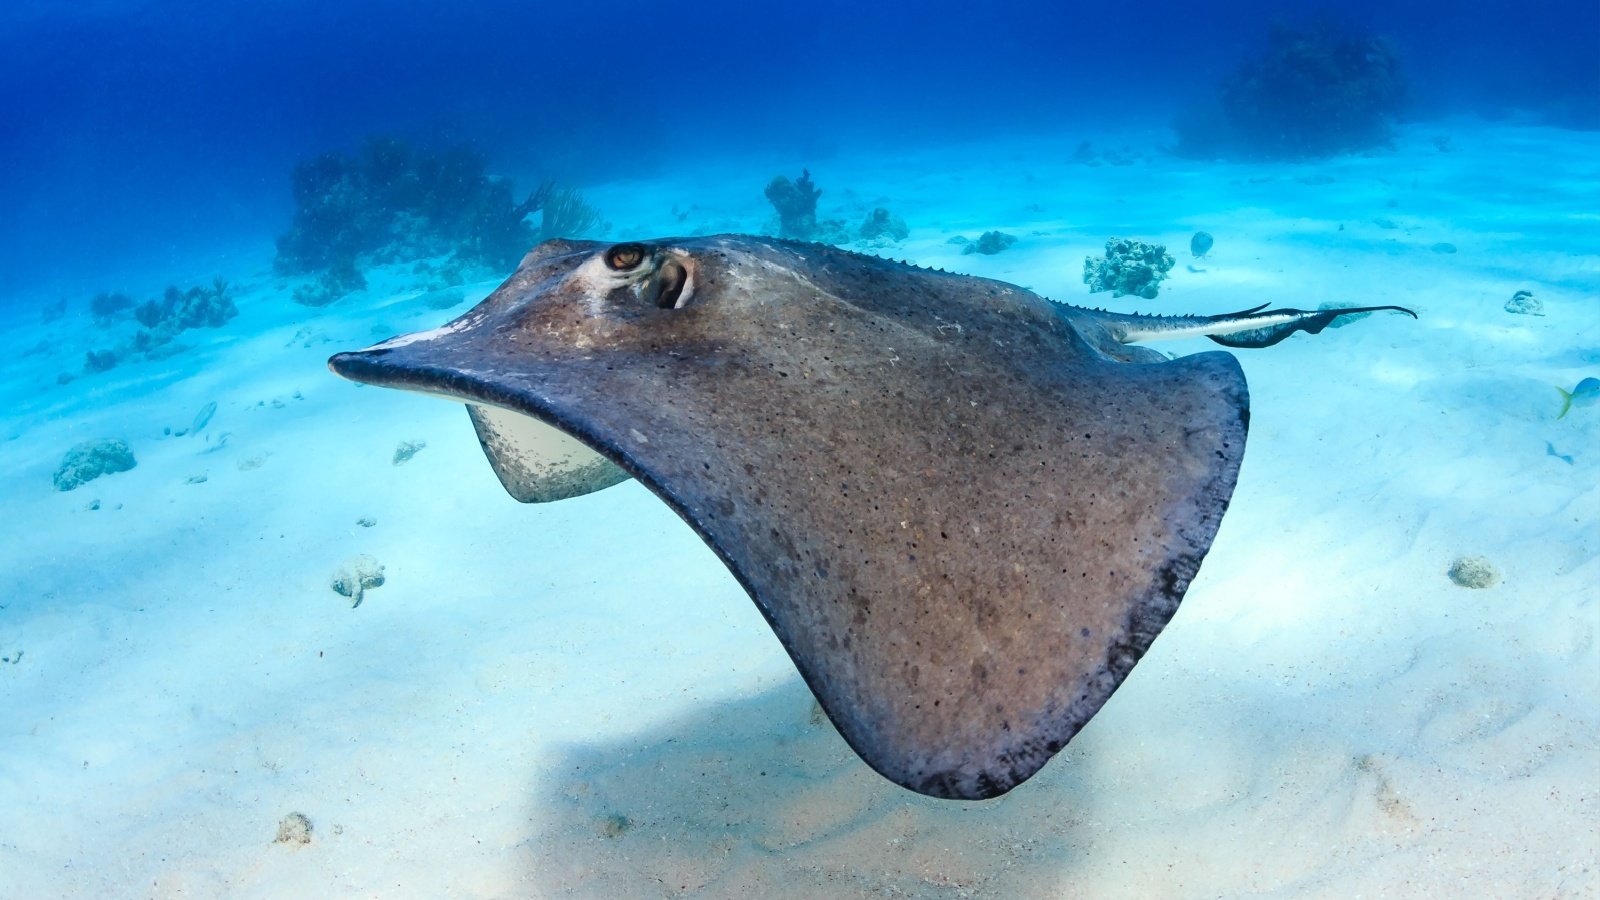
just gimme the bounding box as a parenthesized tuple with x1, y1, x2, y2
(1094, 303, 1416, 347)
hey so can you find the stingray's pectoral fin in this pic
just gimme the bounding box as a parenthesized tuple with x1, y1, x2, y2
(327, 344, 632, 504)
(466, 404, 630, 502)
(1205, 305, 1417, 349)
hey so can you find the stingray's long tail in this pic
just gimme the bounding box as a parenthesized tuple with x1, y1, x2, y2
(1099, 304, 1418, 349)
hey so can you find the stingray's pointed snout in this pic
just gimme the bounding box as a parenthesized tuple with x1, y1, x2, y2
(326, 348, 374, 382)
(325, 322, 488, 394)
(327, 329, 632, 506)
(327, 340, 463, 399)
(327, 346, 413, 389)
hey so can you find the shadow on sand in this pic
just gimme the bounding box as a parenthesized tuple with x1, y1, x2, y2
(517, 678, 1103, 898)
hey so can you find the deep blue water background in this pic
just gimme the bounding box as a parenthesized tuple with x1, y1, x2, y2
(1, 0, 1594, 303)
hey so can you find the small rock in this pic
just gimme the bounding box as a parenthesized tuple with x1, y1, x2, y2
(275, 812, 313, 845)
(331, 554, 386, 608)
(356, 516, 376, 528)
(1504, 290, 1543, 316)
(393, 440, 427, 466)
(1447, 556, 1500, 589)
(597, 813, 631, 838)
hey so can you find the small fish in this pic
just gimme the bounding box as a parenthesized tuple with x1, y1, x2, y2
(1557, 377, 1600, 419)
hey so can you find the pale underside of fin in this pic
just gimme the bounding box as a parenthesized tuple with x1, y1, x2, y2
(466, 403, 630, 502)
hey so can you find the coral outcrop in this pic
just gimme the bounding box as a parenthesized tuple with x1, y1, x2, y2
(133, 279, 236, 331)
(71, 279, 239, 374)
(961, 231, 1017, 256)
(764, 169, 823, 240)
(53, 439, 137, 491)
(331, 555, 386, 607)
(762, 169, 854, 244)
(1083, 238, 1175, 299)
(1504, 290, 1543, 316)
(84, 350, 120, 373)
(858, 208, 909, 243)
(292, 261, 367, 308)
(274, 812, 313, 845)
(1175, 21, 1406, 160)
(275, 137, 599, 304)
(90, 292, 133, 326)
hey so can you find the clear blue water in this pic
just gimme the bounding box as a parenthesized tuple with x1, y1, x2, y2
(3, 3, 1598, 894)
(1, 0, 1594, 303)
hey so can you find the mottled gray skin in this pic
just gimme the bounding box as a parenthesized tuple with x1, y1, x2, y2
(330, 235, 1259, 800)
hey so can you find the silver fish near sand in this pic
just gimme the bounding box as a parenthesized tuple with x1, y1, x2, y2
(1557, 377, 1599, 419)
(328, 235, 1414, 800)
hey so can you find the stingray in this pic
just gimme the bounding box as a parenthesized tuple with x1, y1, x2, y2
(328, 235, 1413, 800)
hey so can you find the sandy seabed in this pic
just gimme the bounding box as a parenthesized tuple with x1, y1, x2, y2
(1, 118, 1596, 898)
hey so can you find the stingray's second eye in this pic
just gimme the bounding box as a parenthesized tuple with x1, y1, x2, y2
(604, 243, 647, 271)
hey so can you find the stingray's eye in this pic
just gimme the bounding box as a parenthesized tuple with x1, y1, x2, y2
(604, 243, 647, 271)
